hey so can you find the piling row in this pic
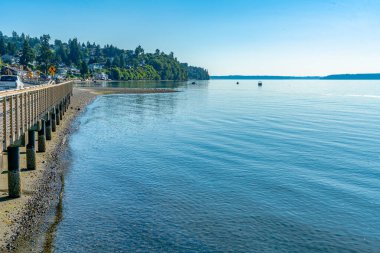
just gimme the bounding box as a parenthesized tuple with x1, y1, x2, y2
(0, 81, 73, 198)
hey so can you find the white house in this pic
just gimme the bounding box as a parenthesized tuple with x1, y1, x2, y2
(94, 73, 108, 80)
(88, 63, 105, 71)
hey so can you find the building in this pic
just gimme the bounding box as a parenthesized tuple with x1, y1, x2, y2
(88, 63, 105, 71)
(69, 67, 80, 75)
(94, 73, 108, 80)
(1, 54, 17, 65)
(57, 68, 68, 75)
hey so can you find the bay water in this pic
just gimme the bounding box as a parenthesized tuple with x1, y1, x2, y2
(50, 80, 380, 252)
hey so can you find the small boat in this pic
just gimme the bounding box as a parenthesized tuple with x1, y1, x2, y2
(258, 81, 262, 86)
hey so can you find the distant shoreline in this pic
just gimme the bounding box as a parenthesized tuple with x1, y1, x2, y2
(212, 73, 380, 80)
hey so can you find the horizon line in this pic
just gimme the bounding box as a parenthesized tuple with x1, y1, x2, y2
(211, 73, 380, 77)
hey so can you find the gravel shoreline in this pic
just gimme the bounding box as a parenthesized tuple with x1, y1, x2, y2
(0, 88, 97, 252)
(0, 87, 177, 252)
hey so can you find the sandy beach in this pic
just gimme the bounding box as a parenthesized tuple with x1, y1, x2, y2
(0, 87, 176, 252)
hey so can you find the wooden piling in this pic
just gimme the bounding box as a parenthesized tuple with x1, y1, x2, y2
(46, 118, 52, 140)
(7, 146, 21, 198)
(59, 104, 63, 120)
(38, 120, 46, 152)
(51, 112, 56, 132)
(56, 108, 60, 125)
(0, 81, 73, 190)
(26, 130, 36, 170)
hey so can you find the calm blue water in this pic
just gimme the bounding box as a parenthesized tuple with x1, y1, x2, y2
(52, 80, 380, 252)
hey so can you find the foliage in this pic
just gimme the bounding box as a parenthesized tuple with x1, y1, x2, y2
(37, 34, 53, 74)
(68, 38, 81, 66)
(80, 61, 89, 78)
(0, 36, 6, 55)
(187, 65, 209, 80)
(19, 39, 35, 67)
(0, 30, 210, 80)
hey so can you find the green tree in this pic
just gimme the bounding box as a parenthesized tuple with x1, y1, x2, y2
(0, 29, 210, 81)
(11, 31, 18, 41)
(20, 39, 35, 67)
(95, 45, 102, 58)
(6, 42, 17, 56)
(105, 58, 112, 69)
(119, 54, 125, 68)
(110, 67, 121, 80)
(80, 61, 89, 78)
(134, 45, 144, 56)
(37, 35, 53, 74)
(112, 56, 120, 67)
(68, 38, 81, 66)
(0, 36, 6, 55)
(55, 40, 69, 65)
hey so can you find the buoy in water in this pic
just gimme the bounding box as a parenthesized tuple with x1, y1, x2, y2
(236, 82, 239, 85)
(192, 81, 196, 85)
(258, 81, 262, 86)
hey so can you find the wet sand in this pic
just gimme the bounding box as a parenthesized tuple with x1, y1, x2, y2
(0, 87, 176, 252)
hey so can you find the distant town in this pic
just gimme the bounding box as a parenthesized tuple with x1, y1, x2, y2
(0, 31, 210, 82)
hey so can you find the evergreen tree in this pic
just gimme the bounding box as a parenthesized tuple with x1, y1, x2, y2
(11, 31, 18, 40)
(134, 45, 144, 56)
(37, 34, 53, 74)
(6, 42, 17, 55)
(20, 39, 35, 67)
(55, 40, 69, 65)
(0, 30, 210, 81)
(68, 38, 81, 66)
(105, 58, 112, 69)
(119, 54, 125, 68)
(112, 56, 120, 67)
(80, 61, 89, 78)
(0, 37, 6, 55)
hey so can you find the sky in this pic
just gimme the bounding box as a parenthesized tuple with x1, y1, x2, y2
(0, 0, 379, 76)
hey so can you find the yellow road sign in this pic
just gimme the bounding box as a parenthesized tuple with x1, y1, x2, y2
(48, 66, 56, 76)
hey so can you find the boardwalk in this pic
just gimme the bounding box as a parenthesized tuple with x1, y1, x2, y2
(0, 81, 73, 198)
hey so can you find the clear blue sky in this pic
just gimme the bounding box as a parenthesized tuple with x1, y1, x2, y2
(1, 0, 379, 76)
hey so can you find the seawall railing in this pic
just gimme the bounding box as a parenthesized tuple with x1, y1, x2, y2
(0, 81, 73, 198)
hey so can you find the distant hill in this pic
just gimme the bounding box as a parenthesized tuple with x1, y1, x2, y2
(211, 75, 319, 80)
(322, 73, 380, 80)
(0, 30, 210, 81)
(212, 74, 380, 80)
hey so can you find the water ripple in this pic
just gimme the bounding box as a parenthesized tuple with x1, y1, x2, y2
(52, 80, 380, 252)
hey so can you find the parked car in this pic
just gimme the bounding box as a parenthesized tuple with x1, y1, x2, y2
(0, 75, 24, 90)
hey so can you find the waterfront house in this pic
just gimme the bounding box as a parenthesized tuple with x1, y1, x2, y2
(1, 54, 17, 65)
(94, 72, 108, 80)
(88, 63, 105, 71)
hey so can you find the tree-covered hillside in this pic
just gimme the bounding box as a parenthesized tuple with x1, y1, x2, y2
(0, 31, 209, 80)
